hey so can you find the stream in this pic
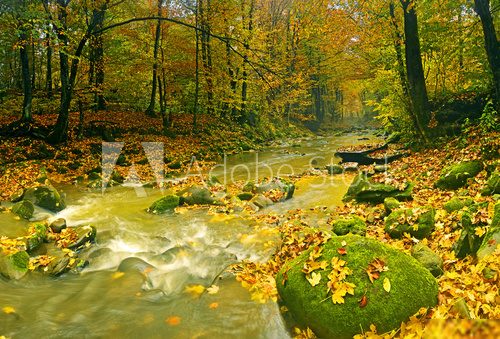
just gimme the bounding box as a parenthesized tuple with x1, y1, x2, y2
(0, 132, 381, 338)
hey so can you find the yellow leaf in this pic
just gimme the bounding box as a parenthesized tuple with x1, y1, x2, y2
(2, 306, 15, 314)
(112, 271, 125, 280)
(207, 285, 219, 295)
(331, 289, 345, 304)
(184, 284, 205, 296)
(383, 277, 391, 293)
(209, 302, 219, 309)
(306, 272, 322, 287)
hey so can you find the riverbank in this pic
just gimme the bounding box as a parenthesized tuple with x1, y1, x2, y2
(0, 111, 312, 198)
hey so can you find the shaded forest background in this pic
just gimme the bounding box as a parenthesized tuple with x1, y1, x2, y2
(0, 0, 499, 144)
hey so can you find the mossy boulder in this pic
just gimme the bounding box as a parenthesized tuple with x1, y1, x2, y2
(326, 164, 343, 175)
(435, 161, 483, 190)
(443, 197, 473, 213)
(237, 192, 254, 201)
(411, 243, 443, 277)
(11, 200, 34, 220)
(452, 211, 485, 258)
(384, 197, 400, 214)
(147, 195, 180, 214)
(332, 216, 367, 236)
(385, 207, 435, 239)
(477, 202, 500, 260)
(276, 235, 438, 339)
(250, 194, 274, 209)
(67, 225, 97, 250)
(0, 251, 30, 280)
(23, 185, 66, 212)
(26, 223, 49, 253)
(481, 171, 500, 196)
(178, 185, 218, 205)
(343, 174, 413, 204)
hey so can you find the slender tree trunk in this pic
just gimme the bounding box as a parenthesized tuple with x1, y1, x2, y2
(145, 0, 163, 117)
(474, 0, 500, 111)
(240, 0, 255, 124)
(19, 27, 33, 122)
(400, 0, 431, 141)
(46, 36, 53, 98)
(389, 2, 409, 98)
(193, 0, 200, 132)
(31, 39, 36, 91)
(200, 0, 214, 115)
(224, 18, 238, 119)
(88, 1, 107, 110)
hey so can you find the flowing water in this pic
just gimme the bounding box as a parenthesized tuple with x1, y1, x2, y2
(0, 132, 380, 338)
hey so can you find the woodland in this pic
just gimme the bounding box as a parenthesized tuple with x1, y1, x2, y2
(0, 0, 499, 338)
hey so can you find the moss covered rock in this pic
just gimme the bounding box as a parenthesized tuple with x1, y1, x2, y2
(0, 251, 30, 280)
(443, 197, 473, 213)
(256, 178, 295, 201)
(481, 171, 500, 196)
(343, 174, 413, 204)
(332, 216, 367, 236)
(147, 195, 180, 214)
(23, 185, 66, 212)
(384, 197, 400, 214)
(435, 161, 483, 190)
(178, 185, 218, 205)
(385, 207, 435, 239)
(11, 200, 34, 220)
(276, 235, 438, 339)
(326, 164, 343, 175)
(26, 223, 49, 252)
(237, 192, 254, 201)
(477, 202, 500, 260)
(411, 243, 443, 277)
(452, 211, 485, 258)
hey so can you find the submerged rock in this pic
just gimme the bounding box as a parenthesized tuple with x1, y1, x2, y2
(435, 160, 483, 190)
(331, 216, 366, 236)
(178, 185, 218, 205)
(49, 218, 67, 233)
(255, 178, 295, 201)
(385, 207, 435, 239)
(250, 194, 274, 210)
(11, 200, 34, 220)
(343, 174, 413, 204)
(23, 185, 66, 212)
(276, 235, 438, 339)
(67, 225, 97, 250)
(326, 164, 343, 175)
(147, 195, 180, 214)
(0, 251, 30, 280)
(411, 243, 443, 277)
(118, 257, 155, 273)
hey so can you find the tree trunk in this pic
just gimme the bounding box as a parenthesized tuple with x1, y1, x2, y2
(19, 27, 33, 122)
(145, 0, 163, 117)
(46, 36, 53, 98)
(474, 0, 500, 111)
(193, 0, 200, 132)
(400, 0, 431, 141)
(389, 2, 409, 98)
(89, 2, 107, 111)
(31, 39, 36, 91)
(200, 0, 214, 115)
(240, 0, 255, 124)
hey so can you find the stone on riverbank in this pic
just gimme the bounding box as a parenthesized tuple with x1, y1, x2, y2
(481, 171, 500, 196)
(411, 243, 443, 277)
(343, 174, 413, 204)
(178, 185, 218, 205)
(477, 202, 500, 260)
(0, 251, 30, 280)
(435, 161, 483, 190)
(23, 185, 66, 212)
(147, 195, 180, 214)
(276, 235, 438, 339)
(331, 216, 366, 236)
(385, 207, 435, 239)
(11, 200, 34, 220)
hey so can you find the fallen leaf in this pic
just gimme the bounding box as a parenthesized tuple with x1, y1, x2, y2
(359, 295, 368, 308)
(165, 316, 181, 326)
(337, 247, 347, 255)
(306, 271, 322, 287)
(207, 285, 219, 295)
(2, 306, 16, 314)
(209, 302, 219, 309)
(383, 277, 391, 293)
(112, 271, 125, 280)
(184, 284, 205, 296)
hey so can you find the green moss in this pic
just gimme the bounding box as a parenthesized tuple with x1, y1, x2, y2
(23, 185, 66, 212)
(411, 243, 443, 277)
(332, 216, 367, 236)
(147, 195, 180, 214)
(343, 174, 413, 204)
(326, 164, 343, 175)
(237, 192, 254, 201)
(11, 200, 34, 220)
(481, 171, 500, 196)
(435, 161, 483, 190)
(384, 197, 400, 214)
(477, 202, 500, 259)
(444, 197, 465, 213)
(0, 251, 30, 280)
(276, 235, 438, 339)
(385, 208, 435, 239)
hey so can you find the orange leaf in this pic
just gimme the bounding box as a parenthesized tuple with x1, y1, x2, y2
(165, 316, 181, 326)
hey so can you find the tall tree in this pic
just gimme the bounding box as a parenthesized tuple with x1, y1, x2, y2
(474, 0, 500, 110)
(88, 0, 107, 110)
(145, 0, 163, 117)
(400, 0, 431, 140)
(19, 18, 33, 122)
